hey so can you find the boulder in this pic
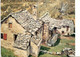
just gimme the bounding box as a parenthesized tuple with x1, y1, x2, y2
(47, 34, 58, 46)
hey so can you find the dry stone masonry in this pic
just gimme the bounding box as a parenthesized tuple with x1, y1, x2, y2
(1, 10, 75, 57)
(14, 34, 31, 50)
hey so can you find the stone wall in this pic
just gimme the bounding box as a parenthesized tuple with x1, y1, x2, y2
(30, 41, 40, 57)
(57, 26, 71, 35)
(1, 16, 25, 45)
(30, 28, 42, 57)
(42, 22, 49, 44)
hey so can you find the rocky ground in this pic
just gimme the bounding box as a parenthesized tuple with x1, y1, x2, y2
(1, 39, 28, 57)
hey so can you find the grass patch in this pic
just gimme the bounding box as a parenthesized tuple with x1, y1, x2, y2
(39, 53, 67, 57)
(38, 37, 75, 57)
(1, 47, 17, 57)
(40, 46, 50, 51)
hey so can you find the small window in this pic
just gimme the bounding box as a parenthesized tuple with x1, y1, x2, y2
(31, 34, 33, 37)
(34, 6, 36, 8)
(66, 26, 69, 31)
(9, 23, 12, 28)
(63, 26, 65, 28)
(35, 31, 38, 35)
(1, 33, 3, 39)
(62, 31, 64, 34)
(54, 27, 57, 30)
(66, 26, 69, 28)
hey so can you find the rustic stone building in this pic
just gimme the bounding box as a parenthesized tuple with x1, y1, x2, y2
(39, 12, 74, 46)
(1, 10, 42, 57)
(40, 12, 74, 36)
(38, 12, 58, 45)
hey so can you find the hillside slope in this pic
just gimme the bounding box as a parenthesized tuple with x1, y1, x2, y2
(1, 0, 75, 22)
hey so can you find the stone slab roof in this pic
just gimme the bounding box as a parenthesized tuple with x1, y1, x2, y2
(14, 33, 42, 50)
(14, 34, 31, 50)
(1, 10, 42, 33)
(40, 12, 74, 30)
(31, 35, 42, 46)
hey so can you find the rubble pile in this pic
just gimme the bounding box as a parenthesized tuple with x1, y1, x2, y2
(40, 48, 75, 57)
(47, 34, 58, 46)
(62, 48, 75, 57)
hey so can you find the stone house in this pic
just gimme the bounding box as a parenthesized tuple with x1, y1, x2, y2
(38, 13, 58, 45)
(40, 12, 74, 35)
(39, 12, 74, 46)
(1, 10, 42, 57)
(52, 19, 74, 36)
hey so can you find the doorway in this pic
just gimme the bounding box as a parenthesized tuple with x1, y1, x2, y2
(14, 34, 17, 41)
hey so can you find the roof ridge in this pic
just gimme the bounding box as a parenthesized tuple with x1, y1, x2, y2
(39, 12, 49, 19)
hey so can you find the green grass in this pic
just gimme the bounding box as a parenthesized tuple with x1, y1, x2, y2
(40, 46, 50, 51)
(29, 52, 67, 57)
(49, 38, 75, 52)
(1, 47, 17, 57)
(38, 38, 75, 57)
(39, 54, 67, 57)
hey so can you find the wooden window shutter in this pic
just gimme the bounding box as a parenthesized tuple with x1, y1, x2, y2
(3, 33, 7, 40)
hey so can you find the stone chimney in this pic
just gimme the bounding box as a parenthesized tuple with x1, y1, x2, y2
(42, 21, 49, 44)
(32, 5, 37, 20)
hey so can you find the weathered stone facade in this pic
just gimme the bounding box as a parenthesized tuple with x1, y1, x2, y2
(1, 10, 42, 57)
(1, 16, 25, 45)
(40, 12, 74, 36)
